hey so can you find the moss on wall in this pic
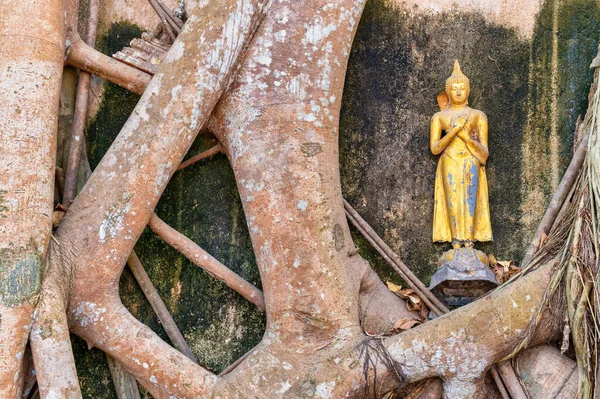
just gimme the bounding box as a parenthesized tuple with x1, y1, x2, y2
(522, 0, 600, 242)
(339, 0, 599, 284)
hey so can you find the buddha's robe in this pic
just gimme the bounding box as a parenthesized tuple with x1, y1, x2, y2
(432, 115, 492, 243)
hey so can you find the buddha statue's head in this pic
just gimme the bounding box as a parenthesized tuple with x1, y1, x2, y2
(445, 60, 470, 107)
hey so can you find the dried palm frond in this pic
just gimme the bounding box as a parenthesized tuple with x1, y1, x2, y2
(507, 57, 600, 398)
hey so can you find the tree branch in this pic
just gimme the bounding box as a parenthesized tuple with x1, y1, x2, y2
(66, 32, 151, 95)
(0, 0, 66, 394)
(148, 213, 265, 310)
(127, 251, 198, 361)
(63, 0, 100, 206)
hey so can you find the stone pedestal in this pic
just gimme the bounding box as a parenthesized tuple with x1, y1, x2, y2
(429, 248, 499, 307)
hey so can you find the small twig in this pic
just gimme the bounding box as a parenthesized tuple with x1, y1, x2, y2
(50, 233, 60, 246)
(487, 55, 502, 73)
(218, 346, 256, 376)
(497, 361, 529, 399)
(146, 0, 177, 40)
(62, 0, 100, 206)
(522, 129, 590, 266)
(343, 199, 449, 315)
(177, 144, 222, 171)
(148, 213, 266, 310)
(127, 251, 198, 362)
(156, 0, 183, 30)
(490, 366, 511, 399)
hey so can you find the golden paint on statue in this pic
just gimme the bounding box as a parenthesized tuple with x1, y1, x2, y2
(428, 61, 498, 307)
(430, 60, 493, 249)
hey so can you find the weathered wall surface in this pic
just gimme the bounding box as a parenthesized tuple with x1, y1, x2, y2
(72, 0, 599, 396)
(340, 0, 600, 283)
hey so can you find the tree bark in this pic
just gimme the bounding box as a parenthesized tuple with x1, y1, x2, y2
(49, 0, 271, 395)
(0, 0, 585, 397)
(0, 0, 65, 395)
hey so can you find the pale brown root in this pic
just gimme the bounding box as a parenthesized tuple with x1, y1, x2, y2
(66, 32, 151, 95)
(148, 213, 265, 310)
(106, 355, 142, 399)
(384, 260, 561, 399)
(55, 1, 270, 396)
(0, 303, 34, 398)
(70, 297, 217, 398)
(0, 0, 66, 393)
(127, 251, 198, 361)
(359, 266, 420, 334)
(210, 0, 391, 346)
(521, 129, 590, 266)
(176, 144, 222, 171)
(344, 199, 449, 315)
(31, 256, 81, 398)
(63, 0, 99, 205)
(496, 361, 528, 399)
(489, 367, 510, 399)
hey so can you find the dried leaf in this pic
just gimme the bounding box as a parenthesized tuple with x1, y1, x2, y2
(418, 306, 429, 321)
(387, 282, 429, 321)
(393, 318, 421, 331)
(489, 257, 522, 284)
(51, 210, 65, 228)
(538, 229, 548, 249)
(386, 281, 402, 293)
(406, 292, 421, 304)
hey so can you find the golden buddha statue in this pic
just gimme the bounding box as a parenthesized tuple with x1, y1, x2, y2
(430, 60, 492, 249)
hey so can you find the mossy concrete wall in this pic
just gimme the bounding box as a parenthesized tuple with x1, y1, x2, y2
(73, 0, 599, 396)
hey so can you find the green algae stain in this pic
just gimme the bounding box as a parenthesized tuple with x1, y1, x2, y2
(521, 0, 600, 250)
(556, 0, 600, 160)
(87, 22, 143, 169)
(340, 0, 530, 281)
(71, 335, 118, 399)
(132, 133, 265, 372)
(0, 250, 41, 306)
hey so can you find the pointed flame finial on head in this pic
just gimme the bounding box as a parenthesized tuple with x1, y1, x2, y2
(453, 59, 463, 75)
(445, 59, 470, 95)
